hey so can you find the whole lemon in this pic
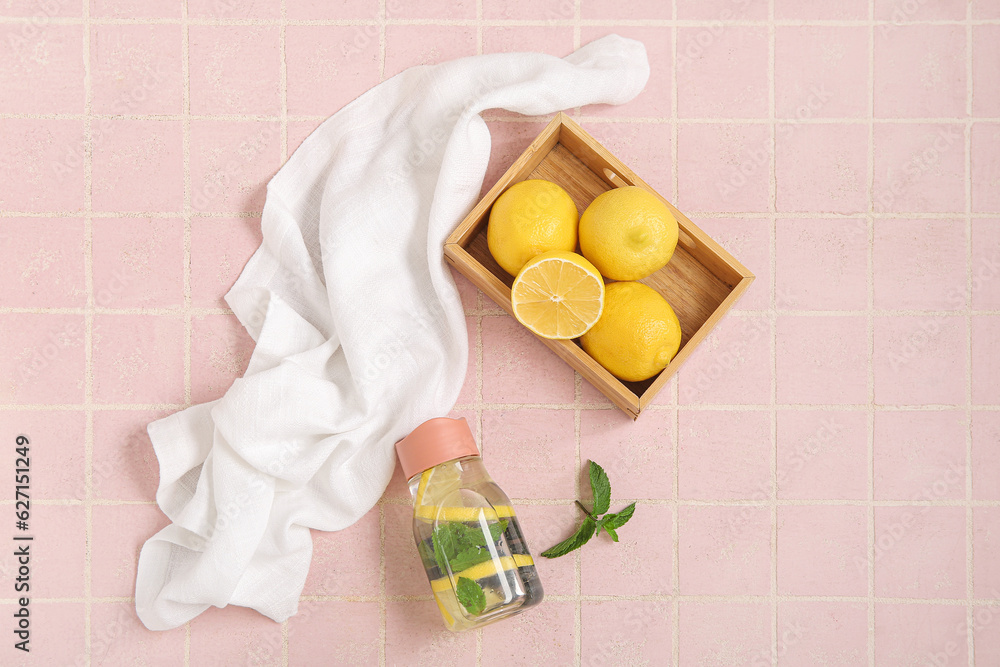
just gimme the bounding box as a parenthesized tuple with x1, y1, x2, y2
(579, 186, 679, 281)
(580, 281, 682, 383)
(487, 179, 579, 277)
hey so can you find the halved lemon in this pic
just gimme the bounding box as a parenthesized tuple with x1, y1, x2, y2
(510, 250, 605, 340)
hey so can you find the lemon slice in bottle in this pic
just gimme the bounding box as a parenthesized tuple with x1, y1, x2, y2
(510, 250, 605, 340)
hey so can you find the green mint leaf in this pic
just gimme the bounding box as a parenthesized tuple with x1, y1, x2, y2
(589, 461, 611, 515)
(450, 546, 493, 573)
(603, 502, 636, 530)
(488, 519, 508, 543)
(541, 516, 596, 559)
(603, 524, 619, 542)
(456, 576, 486, 615)
(432, 519, 508, 575)
(432, 527, 451, 574)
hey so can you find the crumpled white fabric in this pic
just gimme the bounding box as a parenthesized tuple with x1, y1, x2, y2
(135, 35, 650, 630)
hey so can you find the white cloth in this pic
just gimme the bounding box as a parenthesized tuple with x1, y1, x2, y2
(135, 35, 650, 630)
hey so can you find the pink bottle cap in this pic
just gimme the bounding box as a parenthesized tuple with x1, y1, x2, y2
(395, 417, 480, 481)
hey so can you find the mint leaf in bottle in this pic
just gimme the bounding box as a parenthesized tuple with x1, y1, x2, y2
(456, 576, 486, 615)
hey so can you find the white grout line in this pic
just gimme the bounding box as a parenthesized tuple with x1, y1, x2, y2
(4, 208, 997, 220)
(5, 402, 1000, 413)
(867, 2, 877, 663)
(6, 112, 1000, 123)
(2, 16, 1000, 26)
(181, 1, 193, 661)
(768, 2, 779, 663)
(965, 6, 975, 665)
(82, 0, 93, 662)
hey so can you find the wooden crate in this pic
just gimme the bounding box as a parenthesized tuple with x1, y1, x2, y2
(445, 113, 754, 418)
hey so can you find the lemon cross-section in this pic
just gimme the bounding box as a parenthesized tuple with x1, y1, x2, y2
(510, 250, 606, 340)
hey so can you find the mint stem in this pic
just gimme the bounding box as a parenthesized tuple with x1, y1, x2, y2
(575, 500, 596, 520)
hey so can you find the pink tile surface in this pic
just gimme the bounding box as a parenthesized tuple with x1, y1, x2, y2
(581, 600, 672, 664)
(874, 506, 967, 599)
(1, 5, 995, 664)
(777, 505, 869, 596)
(0, 313, 86, 404)
(678, 410, 772, 500)
(973, 411, 1000, 500)
(678, 122, 772, 212)
(875, 604, 969, 666)
(874, 218, 969, 310)
(483, 408, 576, 499)
(92, 314, 186, 404)
(677, 314, 774, 405)
(91, 119, 184, 213)
(91, 504, 170, 597)
(0, 24, 84, 114)
(0, 217, 86, 307)
(91, 217, 185, 308)
(775, 26, 870, 120)
(974, 507, 1000, 598)
(776, 218, 869, 311)
(2, 603, 85, 666)
(0, 410, 85, 500)
(581, 503, 674, 595)
(91, 24, 184, 115)
(290, 601, 381, 665)
(775, 123, 869, 214)
(190, 216, 263, 307)
(875, 25, 967, 118)
(677, 26, 769, 119)
(580, 408, 673, 499)
(679, 505, 771, 595)
(0, 118, 85, 211)
(189, 605, 283, 666)
(776, 315, 868, 405)
(189, 26, 281, 116)
(973, 123, 1000, 212)
(874, 410, 966, 500)
(874, 123, 967, 213)
(778, 601, 869, 666)
(91, 409, 165, 501)
(679, 602, 772, 666)
(285, 25, 381, 116)
(91, 602, 185, 666)
(777, 410, 869, 500)
(874, 315, 967, 405)
(0, 505, 85, 597)
(973, 315, 1000, 404)
(481, 601, 576, 666)
(190, 313, 255, 403)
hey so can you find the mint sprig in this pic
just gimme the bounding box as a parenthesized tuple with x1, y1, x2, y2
(540, 460, 636, 558)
